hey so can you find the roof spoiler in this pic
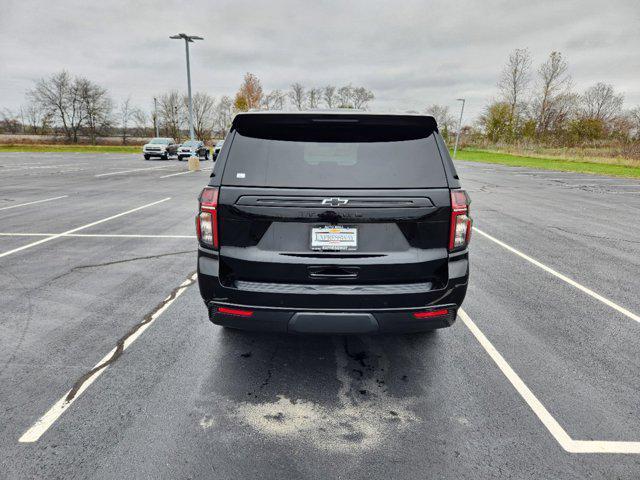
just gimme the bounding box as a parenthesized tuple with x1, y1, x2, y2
(232, 113, 438, 142)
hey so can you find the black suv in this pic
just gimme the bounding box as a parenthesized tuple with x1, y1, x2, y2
(196, 112, 471, 334)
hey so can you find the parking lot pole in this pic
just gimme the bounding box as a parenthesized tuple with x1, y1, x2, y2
(184, 40, 195, 141)
(153, 97, 159, 137)
(453, 98, 465, 159)
(170, 34, 203, 142)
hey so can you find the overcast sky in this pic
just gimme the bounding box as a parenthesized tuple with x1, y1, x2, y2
(1, 0, 639, 122)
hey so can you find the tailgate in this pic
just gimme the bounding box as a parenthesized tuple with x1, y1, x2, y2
(217, 187, 450, 288)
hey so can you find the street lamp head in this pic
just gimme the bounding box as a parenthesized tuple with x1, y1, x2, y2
(456, 98, 465, 102)
(170, 33, 204, 42)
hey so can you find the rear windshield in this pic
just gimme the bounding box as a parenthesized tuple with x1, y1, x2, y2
(222, 130, 447, 189)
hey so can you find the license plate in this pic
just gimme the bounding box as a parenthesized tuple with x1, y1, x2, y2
(311, 226, 357, 251)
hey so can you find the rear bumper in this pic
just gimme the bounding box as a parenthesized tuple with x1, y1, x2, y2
(197, 247, 468, 334)
(208, 302, 458, 334)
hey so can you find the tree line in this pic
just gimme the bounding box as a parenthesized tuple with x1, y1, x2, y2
(0, 71, 375, 144)
(479, 49, 640, 144)
(4, 62, 637, 146)
(234, 76, 375, 112)
(421, 50, 640, 147)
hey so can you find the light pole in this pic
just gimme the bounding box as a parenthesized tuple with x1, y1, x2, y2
(170, 33, 203, 141)
(153, 97, 159, 137)
(453, 98, 465, 159)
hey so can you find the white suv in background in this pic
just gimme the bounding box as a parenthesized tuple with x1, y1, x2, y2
(142, 138, 179, 160)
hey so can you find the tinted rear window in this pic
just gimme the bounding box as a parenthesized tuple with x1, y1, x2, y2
(222, 128, 447, 189)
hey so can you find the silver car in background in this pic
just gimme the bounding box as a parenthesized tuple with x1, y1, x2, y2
(213, 139, 224, 160)
(177, 140, 210, 161)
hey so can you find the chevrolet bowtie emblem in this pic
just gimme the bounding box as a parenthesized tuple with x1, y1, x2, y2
(322, 198, 349, 207)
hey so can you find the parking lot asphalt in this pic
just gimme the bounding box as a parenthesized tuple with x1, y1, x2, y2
(0, 152, 639, 479)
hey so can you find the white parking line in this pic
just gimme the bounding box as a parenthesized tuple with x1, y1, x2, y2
(0, 162, 45, 166)
(159, 170, 194, 178)
(473, 227, 640, 325)
(18, 273, 197, 443)
(0, 163, 88, 171)
(0, 198, 171, 259)
(0, 195, 68, 212)
(459, 308, 640, 454)
(95, 166, 173, 177)
(0, 232, 195, 239)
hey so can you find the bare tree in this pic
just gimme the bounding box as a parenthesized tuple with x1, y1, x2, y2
(0, 108, 21, 134)
(323, 86, 337, 108)
(498, 48, 531, 125)
(533, 52, 572, 136)
(352, 87, 375, 110)
(21, 104, 36, 134)
(213, 96, 234, 137)
(29, 71, 86, 142)
(132, 108, 151, 138)
(337, 85, 354, 108)
(22, 102, 51, 134)
(608, 114, 634, 140)
(159, 90, 184, 140)
(289, 83, 306, 110)
(119, 97, 133, 144)
(425, 104, 456, 138)
(78, 78, 112, 144)
(187, 92, 215, 140)
(263, 90, 286, 110)
(580, 82, 624, 123)
(630, 106, 640, 140)
(307, 87, 322, 109)
(552, 92, 578, 133)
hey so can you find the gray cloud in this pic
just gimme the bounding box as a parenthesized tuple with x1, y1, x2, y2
(1, 0, 639, 121)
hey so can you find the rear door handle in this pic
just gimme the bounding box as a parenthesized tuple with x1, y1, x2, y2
(308, 266, 359, 279)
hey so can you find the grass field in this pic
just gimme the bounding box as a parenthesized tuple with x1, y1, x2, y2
(453, 148, 640, 178)
(0, 144, 141, 153)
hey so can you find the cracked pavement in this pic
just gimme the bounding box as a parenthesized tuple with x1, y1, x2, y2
(0, 153, 639, 479)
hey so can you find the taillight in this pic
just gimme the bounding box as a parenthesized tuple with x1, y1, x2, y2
(413, 308, 449, 319)
(449, 189, 472, 251)
(217, 307, 253, 317)
(196, 187, 219, 249)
